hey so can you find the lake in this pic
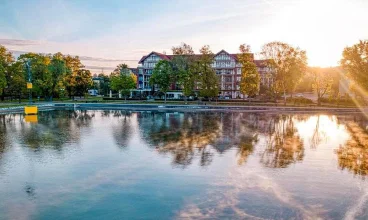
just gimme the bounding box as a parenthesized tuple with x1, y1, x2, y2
(0, 110, 368, 219)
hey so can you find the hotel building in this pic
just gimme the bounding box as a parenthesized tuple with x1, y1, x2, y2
(136, 50, 273, 99)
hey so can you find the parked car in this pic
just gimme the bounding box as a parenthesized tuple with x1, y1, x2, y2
(295, 93, 304, 97)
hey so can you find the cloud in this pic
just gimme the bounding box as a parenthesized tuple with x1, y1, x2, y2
(0, 39, 41, 47)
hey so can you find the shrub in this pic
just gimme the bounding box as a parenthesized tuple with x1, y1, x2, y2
(286, 97, 314, 105)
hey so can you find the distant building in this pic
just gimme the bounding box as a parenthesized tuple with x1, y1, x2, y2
(137, 50, 273, 98)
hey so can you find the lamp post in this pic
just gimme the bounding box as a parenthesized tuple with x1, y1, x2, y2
(24, 61, 38, 116)
(26, 62, 32, 105)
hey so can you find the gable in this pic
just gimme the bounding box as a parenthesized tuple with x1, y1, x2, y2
(214, 50, 234, 61)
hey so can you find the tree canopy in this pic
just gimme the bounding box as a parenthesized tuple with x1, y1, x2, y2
(341, 40, 368, 96)
(238, 44, 260, 98)
(261, 41, 307, 103)
(171, 43, 196, 99)
(110, 63, 137, 100)
(195, 45, 219, 99)
(150, 60, 173, 102)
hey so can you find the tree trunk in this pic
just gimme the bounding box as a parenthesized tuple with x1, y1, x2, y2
(317, 97, 321, 106)
(1, 89, 4, 101)
(283, 89, 287, 106)
(164, 92, 167, 103)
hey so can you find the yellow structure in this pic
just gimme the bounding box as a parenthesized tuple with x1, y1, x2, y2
(25, 115, 38, 123)
(27, 83, 33, 89)
(24, 106, 38, 115)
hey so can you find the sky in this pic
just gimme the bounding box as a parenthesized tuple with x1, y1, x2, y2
(0, 0, 367, 73)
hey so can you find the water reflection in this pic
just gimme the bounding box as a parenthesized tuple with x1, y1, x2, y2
(2, 110, 368, 219)
(141, 112, 221, 167)
(108, 110, 134, 149)
(261, 115, 304, 168)
(336, 115, 368, 177)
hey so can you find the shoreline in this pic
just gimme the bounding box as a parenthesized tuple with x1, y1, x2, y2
(0, 103, 367, 114)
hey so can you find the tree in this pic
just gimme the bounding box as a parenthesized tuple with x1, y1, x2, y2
(195, 45, 218, 100)
(48, 52, 67, 99)
(18, 53, 52, 99)
(309, 67, 333, 106)
(110, 64, 137, 101)
(62, 55, 84, 98)
(150, 60, 173, 103)
(261, 42, 307, 104)
(7, 61, 27, 102)
(341, 40, 368, 97)
(113, 63, 130, 75)
(171, 43, 195, 103)
(97, 73, 111, 96)
(0, 65, 6, 96)
(0, 45, 14, 100)
(238, 44, 260, 98)
(74, 69, 93, 97)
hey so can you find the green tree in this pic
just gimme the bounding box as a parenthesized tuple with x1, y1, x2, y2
(238, 44, 260, 98)
(74, 69, 93, 97)
(150, 60, 173, 103)
(0, 45, 14, 100)
(18, 53, 52, 99)
(0, 65, 6, 96)
(195, 45, 218, 100)
(110, 64, 137, 101)
(261, 41, 307, 104)
(62, 55, 84, 98)
(7, 61, 27, 102)
(48, 52, 67, 99)
(171, 43, 196, 103)
(97, 73, 111, 96)
(341, 40, 368, 97)
(113, 63, 130, 75)
(309, 67, 333, 106)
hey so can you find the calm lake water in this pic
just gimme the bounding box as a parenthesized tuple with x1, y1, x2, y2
(1, 110, 368, 220)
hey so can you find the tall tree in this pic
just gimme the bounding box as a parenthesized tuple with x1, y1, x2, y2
(238, 44, 260, 98)
(18, 53, 52, 99)
(195, 45, 218, 100)
(62, 55, 84, 98)
(150, 60, 173, 103)
(74, 69, 93, 97)
(110, 64, 137, 101)
(261, 42, 307, 104)
(309, 67, 333, 106)
(113, 63, 130, 75)
(341, 40, 368, 97)
(0, 45, 14, 100)
(7, 61, 27, 102)
(0, 65, 6, 96)
(171, 43, 195, 103)
(97, 73, 111, 96)
(48, 52, 67, 99)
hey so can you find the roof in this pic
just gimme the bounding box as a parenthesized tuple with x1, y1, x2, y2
(254, 60, 268, 67)
(138, 51, 171, 64)
(129, 68, 139, 75)
(138, 50, 265, 67)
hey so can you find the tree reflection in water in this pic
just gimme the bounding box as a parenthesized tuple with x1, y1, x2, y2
(336, 115, 368, 177)
(141, 112, 267, 167)
(107, 110, 134, 149)
(144, 112, 221, 167)
(260, 115, 304, 168)
(18, 110, 94, 151)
